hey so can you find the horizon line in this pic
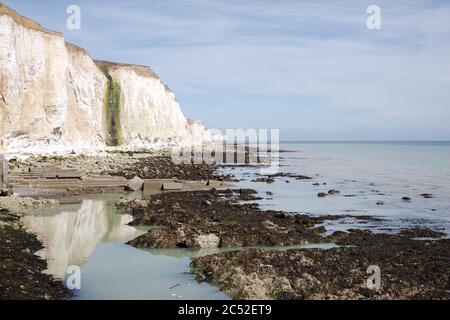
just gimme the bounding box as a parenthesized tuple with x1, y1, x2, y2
(279, 140, 450, 143)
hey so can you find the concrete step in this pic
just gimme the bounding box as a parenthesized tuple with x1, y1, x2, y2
(12, 167, 83, 180)
(10, 176, 127, 189)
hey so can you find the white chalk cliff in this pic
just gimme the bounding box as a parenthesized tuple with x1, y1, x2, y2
(0, 3, 211, 155)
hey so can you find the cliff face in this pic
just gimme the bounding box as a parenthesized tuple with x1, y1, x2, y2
(96, 61, 211, 147)
(64, 44, 107, 150)
(0, 3, 211, 156)
(0, 4, 68, 154)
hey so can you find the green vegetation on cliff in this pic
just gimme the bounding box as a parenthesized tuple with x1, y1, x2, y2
(100, 65, 122, 146)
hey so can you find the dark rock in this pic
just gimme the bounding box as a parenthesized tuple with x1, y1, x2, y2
(0, 209, 71, 300)
(191, 233, 450, 300)
(399, 228, 445, 239)
(125, 190, 338, 249)
(239, 188, 257, 195)
(266, 173, 312, 180)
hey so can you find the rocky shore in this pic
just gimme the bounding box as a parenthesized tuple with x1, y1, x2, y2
(118, 185, 450, 300)
(1, 151, 227, 300)
(122, 188, 383, 249)
(191, 232, 450, 300)
(126, 189, 319, 248)
(9, 151, 225, 181)
(0, 207, 70, 300)
(2, 152, 449, 300)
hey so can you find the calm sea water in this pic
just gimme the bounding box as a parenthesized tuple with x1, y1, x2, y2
(224, 141, 450, 235)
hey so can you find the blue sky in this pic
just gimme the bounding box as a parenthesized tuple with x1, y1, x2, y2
(3, 0, 450, 140)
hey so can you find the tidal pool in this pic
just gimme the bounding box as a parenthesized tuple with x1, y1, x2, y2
(22, 195, 230, 300)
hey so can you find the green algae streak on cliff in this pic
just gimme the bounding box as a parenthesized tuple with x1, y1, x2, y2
(99, 63, 122, 147)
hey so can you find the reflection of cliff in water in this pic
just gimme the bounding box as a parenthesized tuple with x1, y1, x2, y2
(22, 199, 142, 280)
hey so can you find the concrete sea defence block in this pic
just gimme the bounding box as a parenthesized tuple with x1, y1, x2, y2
(207, 180, 224, 188)
(28, 167, 57, 176)
(127, 176, 144, 191)
(56, 170, 82, 179)
(22, 167, 82, 180)
(183, 181, 207, 190)
(81, 176, 127, 188)
(143, 180, 164, 191)
(162, 182, 183, 191)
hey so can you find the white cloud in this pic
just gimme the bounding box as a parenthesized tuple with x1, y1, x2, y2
(69, 0, 450, 138)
